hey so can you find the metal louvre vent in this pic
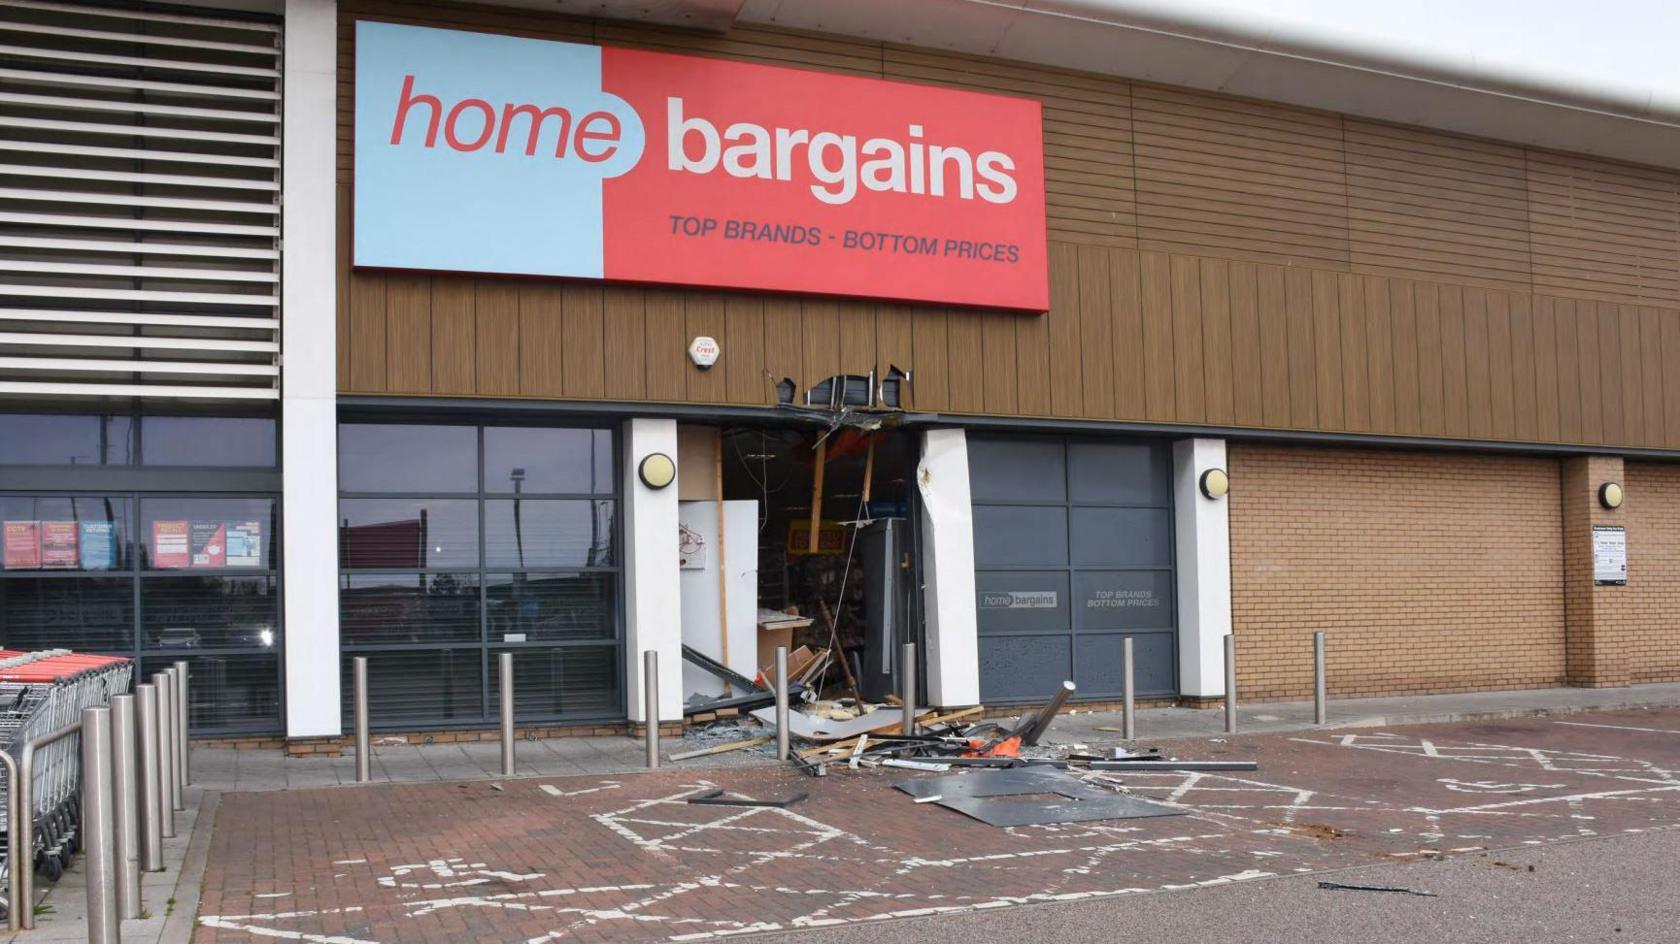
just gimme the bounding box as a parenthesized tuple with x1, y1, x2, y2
(0, 0, 280, 401)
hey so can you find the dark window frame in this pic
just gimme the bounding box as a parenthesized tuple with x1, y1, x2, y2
(0, 407, 279, 471)
(0, 489, 285, 736)
(336, 420, 625, 731)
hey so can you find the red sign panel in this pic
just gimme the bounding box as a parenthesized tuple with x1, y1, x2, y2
(599, 48, 1048, 310)
(354, 23, 1049, 311)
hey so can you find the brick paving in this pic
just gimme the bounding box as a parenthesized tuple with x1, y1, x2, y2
(195, 709, 1680, 943)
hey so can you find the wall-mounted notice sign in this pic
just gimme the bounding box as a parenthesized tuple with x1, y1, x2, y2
(2, 522, 40, 570)
(1593, 525, 1627, 585)
(39, 521, 78, 569)
(78, 521, 116, 571)
(353, 21, 1049, 310)
(152, 520, 190, 569)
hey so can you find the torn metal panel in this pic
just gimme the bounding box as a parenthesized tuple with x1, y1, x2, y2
(938, 794, 1182, 827)
(893, 768, 1112, 802)
(749, 704, 932, 741)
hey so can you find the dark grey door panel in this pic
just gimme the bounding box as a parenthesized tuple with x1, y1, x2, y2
(970, 436, 1176, 700)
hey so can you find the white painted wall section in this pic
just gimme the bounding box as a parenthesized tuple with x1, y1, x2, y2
(281, 0, 342, 739)
(917, 428, 980, 706)
(677, 500, 760, 700)
(622, 418, 684, 722)
(1173, 437, 1232, 697)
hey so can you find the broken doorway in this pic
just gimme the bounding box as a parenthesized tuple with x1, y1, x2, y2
(677, 423, 922, 709)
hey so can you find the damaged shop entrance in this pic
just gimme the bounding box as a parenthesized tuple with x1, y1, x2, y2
(675, 417, 923, 734)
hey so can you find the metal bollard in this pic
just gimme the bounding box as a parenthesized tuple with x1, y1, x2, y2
(82, 706, 120, 944)
(1122, 637, 1136, 741)
(111, 694, 141, 920)
(900, 643, 917, 736)
(773, 646, 790, 761)
(1314, 631, 1328, 726)
(164, 667, 183, 812)
(1224, 634, 1238, 735)
(137, 683, 164, 871)
(153, 671, 176, 837)
(499, 652, 516, 777)
(353, 656, 370, 783)
(173, 659, 190, 786)
(0, 749, 17, 932)
(643, 651, 660, 769)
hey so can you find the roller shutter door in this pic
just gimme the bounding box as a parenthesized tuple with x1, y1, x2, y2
(968, 436, 1176, 702)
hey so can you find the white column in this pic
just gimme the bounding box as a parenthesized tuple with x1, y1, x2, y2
(1173, 437, 1233, 697)
(917, 428, 980, 706)
(280, 0, 341, 738)
(623, 418, 684, 722)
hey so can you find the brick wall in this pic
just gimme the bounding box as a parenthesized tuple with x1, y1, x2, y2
(1561, 456, 1631, 686)
(1228, 445, 1566, 700)
(1625, 462, 1680, 684)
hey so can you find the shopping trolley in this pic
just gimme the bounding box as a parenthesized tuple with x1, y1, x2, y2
(0, 650, 132, 893)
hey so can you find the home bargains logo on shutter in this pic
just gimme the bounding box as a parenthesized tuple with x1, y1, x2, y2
(353, 21, 1048, 310)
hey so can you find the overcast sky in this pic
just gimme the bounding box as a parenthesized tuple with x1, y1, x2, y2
(1162, 0, 1680, 104)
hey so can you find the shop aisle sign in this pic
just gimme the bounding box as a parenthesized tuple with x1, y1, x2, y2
(353, 21, 1049, 310)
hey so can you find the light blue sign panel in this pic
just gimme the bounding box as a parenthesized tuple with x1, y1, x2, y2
(353, 21, 645, 277)
(78, 521, 116, 571)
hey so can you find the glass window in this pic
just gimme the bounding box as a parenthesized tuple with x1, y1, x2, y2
(0, 414, 132, 466)
(142, 576, 278, 650)
(340, 573, 481, 645)
(339, 424, 477, 493)
(484, 500, 615, 569)
(490, 645, 620, 718)
(339, 499, 477, 569)
(140, 498, 275, 570)
(339, 649, 484, 727)
(144, 653, 280, 733)
(336, 420, 622, 728)
(486, 573, 614, 643)
(1, 496, 130, 571)
(0, 576, 134, 651)
(142, 416, 276, 467)
(483, 427, 614, 495)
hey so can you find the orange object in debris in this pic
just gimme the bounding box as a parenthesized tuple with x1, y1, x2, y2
(964, 736, 1021, 758)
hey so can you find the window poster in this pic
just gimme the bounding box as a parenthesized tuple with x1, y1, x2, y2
(3, 521, 41, 569)
(225, 520, 263, 568)
(39, 521, 79, 569)
(152, 520, 190, 569)
(78, 521, 117, 571)
(190, 521, 227, 568)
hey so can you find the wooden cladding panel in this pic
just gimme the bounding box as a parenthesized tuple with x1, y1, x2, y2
(1344, 121, 1533, 290)
(338, 238, 1680, 451)
(1132, 85, 1350, 269)
(332, 1, 1680, 454)
(1526, 152, 1680, 305)
(880, 45, 1137, 248)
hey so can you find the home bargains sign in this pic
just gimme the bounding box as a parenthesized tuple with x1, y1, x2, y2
(353, 22, 1049, 310)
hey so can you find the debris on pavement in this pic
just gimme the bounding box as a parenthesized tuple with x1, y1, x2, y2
(1317, 880, 1438, 897)
(666, 735, 774, 761)
(671, 676, 1257, 827)
(686, 788, 808, 808)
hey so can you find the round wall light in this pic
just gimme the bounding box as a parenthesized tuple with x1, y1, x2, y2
(1199, 467, 1230, 500)
(1599, 481, 1624, 509)
(639, 452, 676, 490)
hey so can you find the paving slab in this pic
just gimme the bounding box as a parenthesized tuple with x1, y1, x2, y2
(190, 708, 1680, 944)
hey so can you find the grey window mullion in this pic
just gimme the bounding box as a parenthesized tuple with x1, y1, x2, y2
(478, 424, 491, 725)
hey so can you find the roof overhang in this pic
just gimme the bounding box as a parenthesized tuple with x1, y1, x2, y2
(441, 0, 1680, 169)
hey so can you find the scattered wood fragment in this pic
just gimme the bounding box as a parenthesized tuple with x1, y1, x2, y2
(797, 706, 982, 759)
(668, 736, 773, 762)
